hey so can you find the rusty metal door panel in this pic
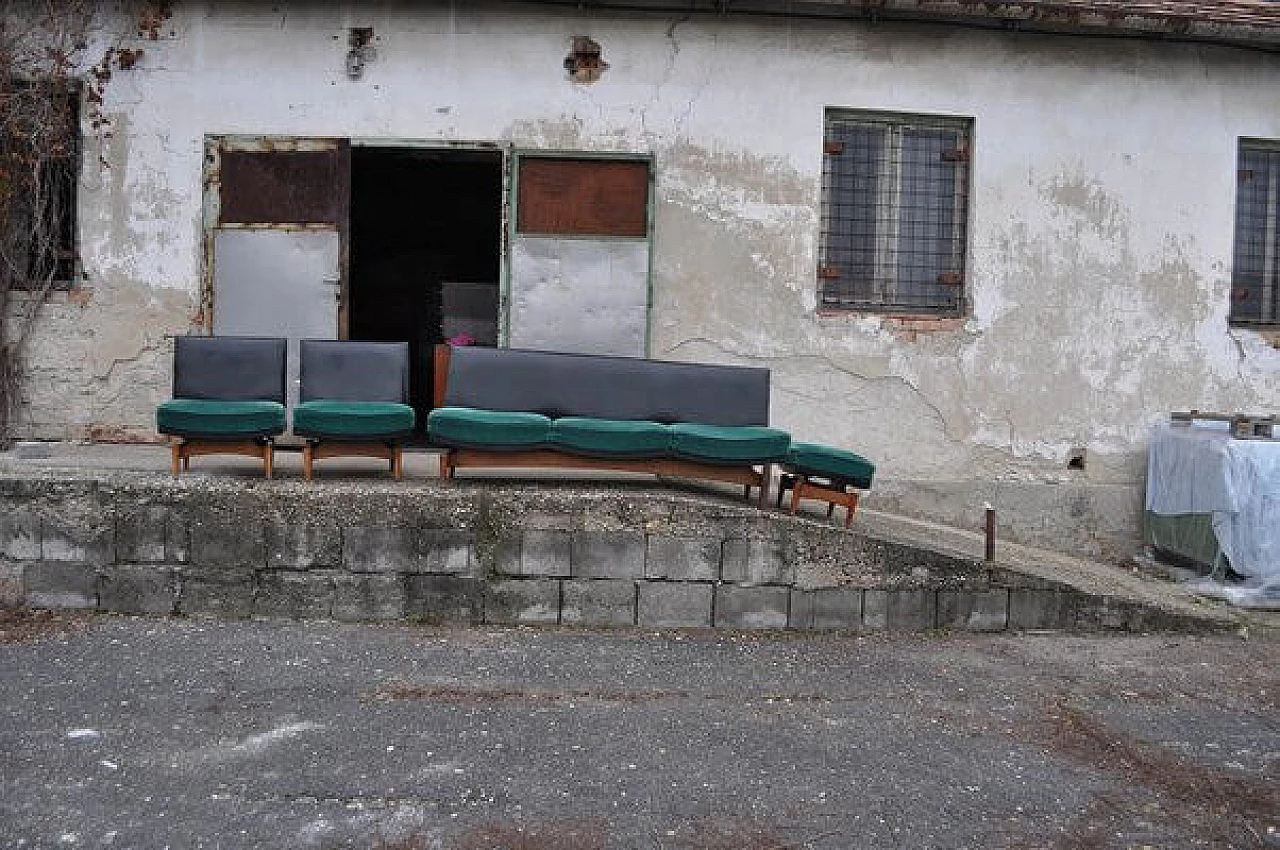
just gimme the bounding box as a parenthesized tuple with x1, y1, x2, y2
(516, 157, 648, 238)
(212, 229, 340, 418)
(218, 149, 348, 225)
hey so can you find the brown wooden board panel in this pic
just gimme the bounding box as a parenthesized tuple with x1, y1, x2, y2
(517, 157, 648, 238)
(219, 148, 348, 225)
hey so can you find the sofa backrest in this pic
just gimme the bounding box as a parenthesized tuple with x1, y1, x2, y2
(299, 340, 409, 403)
(173, 336, 287, 403)
(441, 346, 770, 426)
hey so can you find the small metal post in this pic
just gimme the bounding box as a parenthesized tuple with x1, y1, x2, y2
(984, 503, 996, 562)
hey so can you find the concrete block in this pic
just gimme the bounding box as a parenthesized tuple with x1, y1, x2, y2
(24, 562, 97, 610)
(490, 536, 523, 577)
(1008, 589, 1077, 631)
(98, 564, 178, 615)
(517, 531, 571, 578)
(484, 579, 561, 625)
(190, 519, 265, 569)
(416, 530, 473, 575)
(645, 536, 720, 581)
(715, 585, 790, 629)
(863, 589, 937, 631)
(721, 539, 792, 585)
(333, 574, 406, 622)
(407, 575, 483, 624)
(0, 508, 40, 560)
(115, 505, 177, 563)
(255, 571, 333, 620)
(571, 532, 645, 580)
(342, 525, 416, 573)
(267, 520, 342, 570)
(789, 588, 862, 630)
(937, 590, 1009, 632)
(637, 582, 713, 628)
(41, 518, 113, 566)
(178, 568, 255, 618)
(1074, 597, 1156, 632)
(562, 579, 636, 626)
(0, 560, 23, 607)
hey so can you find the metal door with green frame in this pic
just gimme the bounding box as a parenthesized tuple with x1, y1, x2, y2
(201, 136, 350, 417)
(505, 151, 654, 357)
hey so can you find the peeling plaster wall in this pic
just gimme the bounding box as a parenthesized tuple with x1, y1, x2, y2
(18, 0, 1280, 559)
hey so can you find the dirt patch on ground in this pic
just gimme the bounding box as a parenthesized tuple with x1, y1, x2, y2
(454, 820, 609, 850)
(1039, 698, 1279, 849)
(0, 608, 91, 644)
(365, 681, 693, 706)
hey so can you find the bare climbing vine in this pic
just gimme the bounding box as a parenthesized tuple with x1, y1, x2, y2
(0, 1, 170, 447)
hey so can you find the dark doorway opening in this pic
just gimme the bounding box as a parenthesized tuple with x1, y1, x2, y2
(348, 146, 503, 432)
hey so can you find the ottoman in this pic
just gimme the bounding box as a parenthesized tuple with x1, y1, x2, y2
(776, 442, 875, 527)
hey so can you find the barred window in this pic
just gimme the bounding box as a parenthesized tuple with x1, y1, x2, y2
(819, 110, 971, 315)
(1231, 140, 1280, 326)
(1, 79, 80, 288)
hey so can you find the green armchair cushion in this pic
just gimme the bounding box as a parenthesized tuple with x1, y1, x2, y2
(294, 400, 415, 439)
(156, 399, 286, 439)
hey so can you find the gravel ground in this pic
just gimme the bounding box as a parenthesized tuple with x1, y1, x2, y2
(1, 611, 1276, 850)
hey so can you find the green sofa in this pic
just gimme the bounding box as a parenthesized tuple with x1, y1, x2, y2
(427, 345, 792, 502)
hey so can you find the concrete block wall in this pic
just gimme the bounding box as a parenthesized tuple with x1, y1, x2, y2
(0, 475, 1222, 633)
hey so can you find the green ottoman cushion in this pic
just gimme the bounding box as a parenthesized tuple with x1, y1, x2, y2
(294, 400, 415, 439)
(550, 417, 671, 458)
(786, 442, 875, 489)
(428, 406, 551, 449)
(156, 399, 286, 439)
(669, 423, 791, 464)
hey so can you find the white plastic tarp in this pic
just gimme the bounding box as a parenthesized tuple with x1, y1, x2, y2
(1146, 421, 1280, 596)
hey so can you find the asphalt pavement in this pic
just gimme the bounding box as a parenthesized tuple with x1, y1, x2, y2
(1, 611, 1276, 849)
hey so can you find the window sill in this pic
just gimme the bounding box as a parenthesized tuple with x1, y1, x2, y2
(816, 310, 966, 341)
(1230, 325, 1280, 349)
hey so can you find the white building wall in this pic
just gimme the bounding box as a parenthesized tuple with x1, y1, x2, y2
(18, 0, 1280, 558)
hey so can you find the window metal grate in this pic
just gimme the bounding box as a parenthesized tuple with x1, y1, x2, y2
(1232, 140, 1280, 326)
(819, 111, 971, 314)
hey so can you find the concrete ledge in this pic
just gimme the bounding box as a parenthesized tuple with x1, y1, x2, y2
(0, 471, 1243, 634)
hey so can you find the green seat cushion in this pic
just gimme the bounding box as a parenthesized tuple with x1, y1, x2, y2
(550, 417, 671, 458)
(428, 406, 551, 449)
(668, 423, 791, 464)
(293, 400, 415, 439)
(156, 399, 285, 438)
(785, 442, 875, 489)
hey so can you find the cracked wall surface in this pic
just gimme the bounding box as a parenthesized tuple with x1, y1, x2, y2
(15, 1, 1280, 559)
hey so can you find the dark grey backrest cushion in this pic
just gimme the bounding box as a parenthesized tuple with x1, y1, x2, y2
(173, 336, 287, 403)
(443, 346, 770, 426)
(299, 340, 409, 403)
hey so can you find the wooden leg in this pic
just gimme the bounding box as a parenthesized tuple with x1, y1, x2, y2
(392, 445, 403, 479)
(303, 443, 314, 481)
(182, 456, 190, 471)
(171, 441, 182, 477)
(789, 476, 804, 514)
(827, 502, 835, 518)
(263, 441, 274, 479)
(742, 484, 751, 500)
(845, 492, 859, 528)
(758, 464, 770, 508)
